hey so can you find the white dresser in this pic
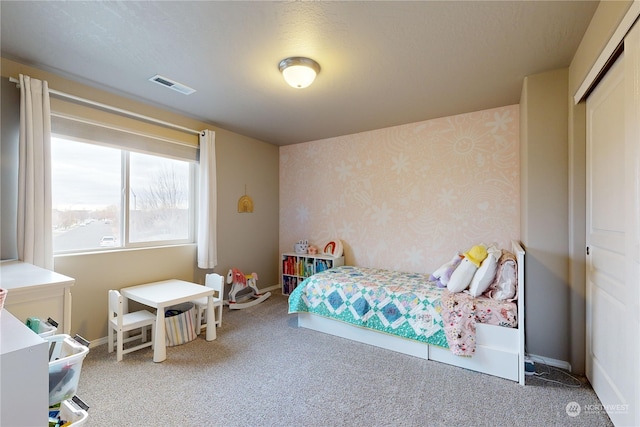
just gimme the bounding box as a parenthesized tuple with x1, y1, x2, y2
(0, 261, 75, 334)
(0, 309, 48, 426)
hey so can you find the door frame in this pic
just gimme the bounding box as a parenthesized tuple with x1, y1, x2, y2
(576, 6, 640, 426)
(569, 2, 640, 376)
(574, 2, 640, 104)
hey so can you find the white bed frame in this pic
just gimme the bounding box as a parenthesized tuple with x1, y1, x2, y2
(297, 240, 526, 385)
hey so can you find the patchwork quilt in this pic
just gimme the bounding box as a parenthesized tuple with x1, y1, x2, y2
(287, 265, 450, 349)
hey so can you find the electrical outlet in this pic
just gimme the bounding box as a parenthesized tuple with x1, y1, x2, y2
(524, 357, 535, 375)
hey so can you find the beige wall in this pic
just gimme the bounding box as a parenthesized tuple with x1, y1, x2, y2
(1, 58, 280, 342)
(280, 105, 520, 275)
(518, 0, 633, 374)
(520, 68, 570, 363)
(206, 127, 280, 289)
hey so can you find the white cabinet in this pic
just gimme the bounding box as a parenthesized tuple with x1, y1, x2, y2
(0, 309, 48, 427)
(281, 252, 344, 295)
(0, 261, 75, 334)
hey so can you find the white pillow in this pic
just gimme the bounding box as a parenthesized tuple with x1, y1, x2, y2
(468, 246, 500, 297)
(447, 258, 477, 293)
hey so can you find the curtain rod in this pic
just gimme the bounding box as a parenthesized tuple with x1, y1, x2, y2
(9, 76, 203, 136)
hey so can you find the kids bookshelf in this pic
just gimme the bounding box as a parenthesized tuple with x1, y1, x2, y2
(281, 252, 344, 295)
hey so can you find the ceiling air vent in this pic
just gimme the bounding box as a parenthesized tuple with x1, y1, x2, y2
(148, 74, 196, 95)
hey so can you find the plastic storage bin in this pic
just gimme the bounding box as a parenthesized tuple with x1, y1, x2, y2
(26, 317, 59, 337)
(47, 334, 89, 406)
(49, 398, 89, 426)
(38, 322, 57, 337)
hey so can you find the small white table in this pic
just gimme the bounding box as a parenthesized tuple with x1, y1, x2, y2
(120, 279, 216, 362)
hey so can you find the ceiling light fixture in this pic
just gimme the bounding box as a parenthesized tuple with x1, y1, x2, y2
(278, 57, 321, 89)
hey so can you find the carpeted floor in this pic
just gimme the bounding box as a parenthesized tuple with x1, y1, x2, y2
(76, 290, 612, 426)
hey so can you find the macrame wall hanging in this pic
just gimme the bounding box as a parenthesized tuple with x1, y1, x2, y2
(237, 185, 254, 213)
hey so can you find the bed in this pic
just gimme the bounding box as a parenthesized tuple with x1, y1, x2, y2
(288, 240, 525, 385)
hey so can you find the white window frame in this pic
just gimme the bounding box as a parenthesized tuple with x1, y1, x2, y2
(51, 133, 196, 255)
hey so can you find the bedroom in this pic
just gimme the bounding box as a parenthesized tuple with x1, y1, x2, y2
(0, 1, 638, 426)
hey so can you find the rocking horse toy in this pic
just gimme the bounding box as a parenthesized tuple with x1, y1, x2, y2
(226, 268, 271, 309)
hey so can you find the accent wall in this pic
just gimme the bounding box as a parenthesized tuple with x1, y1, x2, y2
(280, 104, 520, 274)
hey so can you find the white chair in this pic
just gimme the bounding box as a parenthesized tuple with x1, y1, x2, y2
(193, 273, 224, 334)
(108, 289, 156, 361)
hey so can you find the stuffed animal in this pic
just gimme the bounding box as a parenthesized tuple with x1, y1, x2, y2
(447, 244, 488, 293)
(468, 245, 501, 297)
(430, 253, 464, 288)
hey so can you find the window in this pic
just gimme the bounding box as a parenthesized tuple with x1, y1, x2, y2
(129, 151, 191, 243)
(51, 136, 194, 253)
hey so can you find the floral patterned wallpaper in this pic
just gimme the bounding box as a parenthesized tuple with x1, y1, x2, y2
(279, 105, 520, 274)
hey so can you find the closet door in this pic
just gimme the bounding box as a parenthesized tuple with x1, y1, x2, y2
(586, 23, 640, 427)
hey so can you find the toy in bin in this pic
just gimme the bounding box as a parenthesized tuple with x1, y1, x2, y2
(49, 396, 89, 427)
(26, 316, 58, 337)
(47, 334, 90, 406)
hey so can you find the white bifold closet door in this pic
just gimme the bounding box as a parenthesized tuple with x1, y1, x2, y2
(586, 21, 640, 427)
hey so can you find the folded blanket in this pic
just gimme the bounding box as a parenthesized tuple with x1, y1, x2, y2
(485, 250, 518, 301)
(440, 290, 476, 356)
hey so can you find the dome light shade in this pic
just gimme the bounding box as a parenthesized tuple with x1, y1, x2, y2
(278, 57, 321, 89)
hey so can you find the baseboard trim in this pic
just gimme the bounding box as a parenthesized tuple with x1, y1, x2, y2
(526, 353, 572, 372)
(260, 284, 280, 293)
(89, 336, 108, 348)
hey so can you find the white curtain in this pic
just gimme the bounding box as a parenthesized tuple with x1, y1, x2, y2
(17, 74, 53, 269)
(197, 130, 217, 269)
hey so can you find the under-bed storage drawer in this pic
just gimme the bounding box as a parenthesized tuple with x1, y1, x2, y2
(298, 313, 429, 360)
(429, 344, 519, 381)
(429, 324, 520, 382)
(475, 323, 520, 349)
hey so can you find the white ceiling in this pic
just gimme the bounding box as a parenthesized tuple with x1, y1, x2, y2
(0, 1, 599, 146)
